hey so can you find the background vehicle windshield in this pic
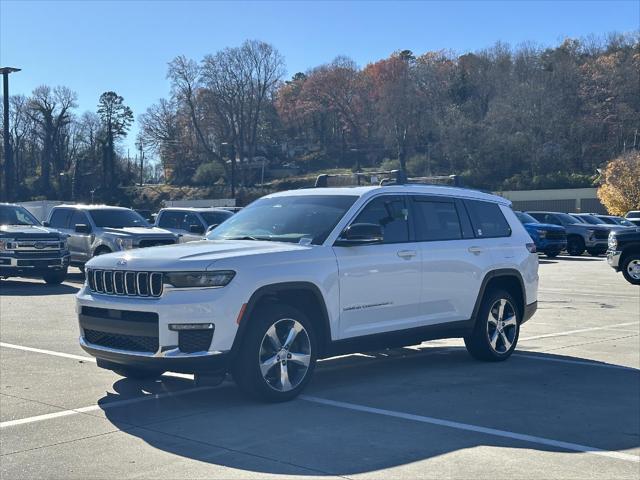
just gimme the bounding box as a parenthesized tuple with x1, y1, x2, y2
(570, 215, 587, 223)
(89, 209, 150, 228)
(207, 195, 358, 244)
(613, 217, 635, 227)
(0, 205, 41, 226)
(556, 213, 582, 224)
(201, 210, 233, 227)
(578, 214, 606, 225)
(516, 212, 538, 224)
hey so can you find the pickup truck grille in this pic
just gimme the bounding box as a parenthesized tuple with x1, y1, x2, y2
(545, 231, 567, 240)
(138, 239, 175, 248)
(87, 269, 163, 297)
(7, 239, 63, 251)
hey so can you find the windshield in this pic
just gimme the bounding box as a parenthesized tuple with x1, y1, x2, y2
(614, 217, 635, 227)
(626, 211, 640, 219)
(89, 209, 150, 228)
(570, 215, 587, 223)
(556, 213, 582, 224)
(516, 212, 538, 224)
(207, 195, 358, 244)
(0, 205, 41, 226)
(579, 215, 606, 225)
(201, 210, 233, 227)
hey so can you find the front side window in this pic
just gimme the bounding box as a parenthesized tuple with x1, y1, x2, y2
(89, 209, 150, 228)
(0, 205, 40, 226)
(70, 210, 89, 227)
(207, 195, 358, 244)
(413, 199, 462, 241)
(352, 195, 409, 244)
(158, 211, 183, 229)
(465, 200, 511, 238)
(49, 209, 72, 228)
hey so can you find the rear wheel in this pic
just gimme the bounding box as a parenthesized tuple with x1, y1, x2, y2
(43, 268, 67, 285)
(232, 305, 317, 402)
(566, 236, 585, 256)
(621, 253, 640, 285)
(465, 289, 520, 361)
(545, 250, 560, 258)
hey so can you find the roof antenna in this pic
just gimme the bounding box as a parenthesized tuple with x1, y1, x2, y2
(315, 174, 329, 188)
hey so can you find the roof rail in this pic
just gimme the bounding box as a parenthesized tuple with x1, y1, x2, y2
(314, 170, 460, 188)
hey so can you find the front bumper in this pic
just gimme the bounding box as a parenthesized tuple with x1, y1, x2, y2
(607, 250, 622, 269)
(537, 239, 567, 252)
(80, 337, 230, 373)
(585, 238, 608, 249)
(0, 253, 70, 276)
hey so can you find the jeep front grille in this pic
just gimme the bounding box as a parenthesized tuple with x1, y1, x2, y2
(87, 269, 163, 297)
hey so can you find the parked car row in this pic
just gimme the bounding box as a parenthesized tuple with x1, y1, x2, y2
(516, 210, 638, 257)
(1, 203, 236, 284)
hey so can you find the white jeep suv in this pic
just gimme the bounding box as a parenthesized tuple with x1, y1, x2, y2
(77, 184, 538, 402)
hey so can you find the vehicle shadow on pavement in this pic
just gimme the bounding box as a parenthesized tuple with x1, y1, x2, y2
(0, 279, 79, 296)
(98, 346, 640, 475)
(556, 256, 604, 262)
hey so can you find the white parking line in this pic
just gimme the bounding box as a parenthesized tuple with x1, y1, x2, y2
(0, 342, 96, 362)
(520, 322, 639, 342)
(539, 289, 640, 300)
(0, 386, 214, 429)
(300, 395, 640, 463)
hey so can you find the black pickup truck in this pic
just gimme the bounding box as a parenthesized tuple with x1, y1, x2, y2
(607, 227, 640, 285)
(0, 203, 71, 284)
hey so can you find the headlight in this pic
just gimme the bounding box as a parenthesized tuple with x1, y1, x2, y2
(116, 238, 134, 250)
(60, 238, 68, 250)
(0, 239, 14, 251)
(587, 229, 595, 239)
(608, 232, 617, 250)
(538, 230, 547, 239)
(164, 270, 235, 288)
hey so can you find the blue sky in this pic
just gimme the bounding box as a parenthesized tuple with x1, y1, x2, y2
(2, 0, 638, 155)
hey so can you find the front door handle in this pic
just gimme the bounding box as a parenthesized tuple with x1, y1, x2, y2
(468, 246, 484, 255)
(397, 250, 417, 259)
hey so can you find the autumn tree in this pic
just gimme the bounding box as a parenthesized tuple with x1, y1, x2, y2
(597, 151, 640, 215)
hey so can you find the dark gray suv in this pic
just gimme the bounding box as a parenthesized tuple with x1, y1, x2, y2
(527, 211, 610, 256)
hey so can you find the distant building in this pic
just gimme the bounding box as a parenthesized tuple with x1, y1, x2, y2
(496, 188, 606, 214)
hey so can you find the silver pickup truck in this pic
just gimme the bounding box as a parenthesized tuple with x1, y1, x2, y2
(44, 205, 177, 270)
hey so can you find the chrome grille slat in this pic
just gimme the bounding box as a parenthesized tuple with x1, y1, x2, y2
(87, 269, 162, 297)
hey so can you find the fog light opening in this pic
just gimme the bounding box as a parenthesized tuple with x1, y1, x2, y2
(169, 323, 214, 331)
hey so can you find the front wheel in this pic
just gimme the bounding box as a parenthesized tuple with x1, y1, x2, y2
(621, 253, 640, 285)
(465, 289, 520, 361)
(566, 237, 585, 256)
(232, 305, 317, 402)
(587, 248, 603, 257)
(545, 250, 560, 258)
(43, 268, 68, 285)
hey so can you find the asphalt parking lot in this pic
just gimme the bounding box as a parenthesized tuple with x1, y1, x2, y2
(1, 256, 639, 479)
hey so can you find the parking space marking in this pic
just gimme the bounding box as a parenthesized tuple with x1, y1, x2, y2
(520, 322, 639, 342)
(539, 289, 640, 300)
(0, 342, 96, 362)
(300, 395, 640, 463)
(0, 386, 214, 429)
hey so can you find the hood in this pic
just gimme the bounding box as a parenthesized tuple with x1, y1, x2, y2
(86, 239, 312, 271)
(102, 226, 176, 237)
(0, 224, 64, 239)
(523, 222, 565, 232)
(567, 222, 610, 231)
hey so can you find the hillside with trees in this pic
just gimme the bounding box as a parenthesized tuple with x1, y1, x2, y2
(1, 34, 638, 205)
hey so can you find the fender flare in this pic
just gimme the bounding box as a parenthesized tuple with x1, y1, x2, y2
(470, 268, 527, 324)
(230, 281, 332, 358)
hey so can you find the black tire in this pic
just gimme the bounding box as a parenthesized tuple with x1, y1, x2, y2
(43, 268, 68, 285)
(566, 236, 585, 256)
(545, 250, 559, 258)
(621, 253, 640, 285)
(78, 265, 85, 274)
(232, 304, 317, 402)
(587, 248, 603, 257)
(464, 289, 520, 361)
(93, 247, 111, 257)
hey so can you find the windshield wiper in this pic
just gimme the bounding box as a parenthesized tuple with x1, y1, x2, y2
(224, 235, 264, 241)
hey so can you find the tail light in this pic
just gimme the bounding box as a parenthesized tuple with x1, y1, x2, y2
(526, 242, 537, 253)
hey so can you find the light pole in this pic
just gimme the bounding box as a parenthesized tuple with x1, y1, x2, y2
(1, 67, 21, 202)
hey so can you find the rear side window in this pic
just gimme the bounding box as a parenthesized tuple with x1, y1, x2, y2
(49, 209, 72, 228)
(412, 199, 462, 241)
(465, 200, 511, 238)
(70, 210, 89, 227)
(353, 195, 409, 243)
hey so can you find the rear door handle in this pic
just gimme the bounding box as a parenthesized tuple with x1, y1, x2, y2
(397, 250, 417, 259)
(468, 246, 484, 255)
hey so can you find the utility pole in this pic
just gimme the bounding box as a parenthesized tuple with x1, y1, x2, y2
(138, 141, 144, 186)
(1, 67, 21, 202)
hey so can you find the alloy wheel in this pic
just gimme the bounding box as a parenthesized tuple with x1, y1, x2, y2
(627, 259, 640, 281)
(486, 299, 517, 354)
(259, 318, 311, 392)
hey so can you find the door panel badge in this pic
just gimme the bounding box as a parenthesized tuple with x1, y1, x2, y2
(343, 301, 393, 312)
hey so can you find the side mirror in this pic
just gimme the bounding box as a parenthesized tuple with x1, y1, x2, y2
(335, 223, 383, 246)
(75, 223, 91, 234)
(42, 221, 50, 227)
(205, 224, 219, 234)
(189, 224, 205, 234)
